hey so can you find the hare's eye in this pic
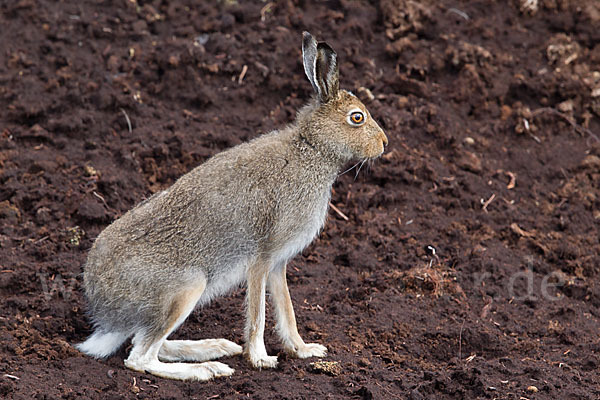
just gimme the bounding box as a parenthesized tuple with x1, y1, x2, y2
(348, 111, 365, 126)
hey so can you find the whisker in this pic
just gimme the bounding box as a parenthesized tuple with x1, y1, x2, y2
(338, 160, 362, 177)
(354, 159, 367, 180)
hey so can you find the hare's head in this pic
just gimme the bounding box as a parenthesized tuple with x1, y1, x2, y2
(298, 32, 388, 163)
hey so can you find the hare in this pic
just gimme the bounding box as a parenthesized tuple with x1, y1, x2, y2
(76, 32, 387, 381)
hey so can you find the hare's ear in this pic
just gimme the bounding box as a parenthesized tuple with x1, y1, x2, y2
(302, 32, 319, 94)
(302, 32, 339, 103)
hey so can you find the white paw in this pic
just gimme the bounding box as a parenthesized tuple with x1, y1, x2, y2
(214, 339, 244, 357)
(248, 353, 278, 369)
(202, 361, 235, 378)
(293, 343, 328, 359)
(124, 359, 234, 381)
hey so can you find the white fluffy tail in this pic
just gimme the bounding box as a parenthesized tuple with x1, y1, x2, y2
(75, 330, 128, 359)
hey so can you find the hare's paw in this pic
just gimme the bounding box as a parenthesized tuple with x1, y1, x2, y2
(254, 355, 279, 369)
(247, 352, 278, 369)
(201, 361, 236, 379)
(125, 359, 234, 381)
(216, 339, 244, 357)
(293, 343, 328, 359)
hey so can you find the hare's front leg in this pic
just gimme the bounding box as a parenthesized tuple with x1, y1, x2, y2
(268, 263, 327, 359)
(244, 259, 278, 369)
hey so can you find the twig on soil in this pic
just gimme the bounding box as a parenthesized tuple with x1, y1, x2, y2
(447, 8, 469, 20)
(531, 107, 600, 144)
(238, 64, 248, 84)
(480, 298, 493, 319)
(131, 377, 140, 394)
(480, 193, 496, 213)
(35, 236, 49, 244)
(522, 118, 541, 143)
(510, 223, 534, 238)
(458, 319, 465, 361)
(120, 108, 132, 133)
(329, 202, 349, 221)
(93, 191, 110, 209)
(92, 191, 105, 202)
(506, 171, 516, 189)
(3, 374, 20, 380)
(260, 2, 274, 21)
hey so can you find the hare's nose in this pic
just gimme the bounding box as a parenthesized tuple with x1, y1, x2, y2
(380, 131, 388, 147)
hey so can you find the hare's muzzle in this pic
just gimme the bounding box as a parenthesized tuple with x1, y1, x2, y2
(374, 129, 388, 157)
(380, 131, 389, 148)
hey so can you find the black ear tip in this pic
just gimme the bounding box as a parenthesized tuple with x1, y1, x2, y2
(317, 42, 335, 53)
(302, 31, 315, 47)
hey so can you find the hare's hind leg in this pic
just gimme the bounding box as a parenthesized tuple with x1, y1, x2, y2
(124, 282, 234, 381)
(159, 339, 242, 362)
(268, 263, 327, 358)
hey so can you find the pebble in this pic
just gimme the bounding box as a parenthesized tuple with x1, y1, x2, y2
(457, 151, 482, 174)
(527, 385, 539, 393)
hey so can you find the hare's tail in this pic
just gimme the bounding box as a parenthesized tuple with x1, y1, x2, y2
(75, 329, 129, 359)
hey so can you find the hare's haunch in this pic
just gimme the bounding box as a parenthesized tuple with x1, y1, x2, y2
(76, 32, 387, 381)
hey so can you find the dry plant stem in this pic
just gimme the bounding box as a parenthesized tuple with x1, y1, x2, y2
(458, 319, 465, 361)
(120, 108, 132, 133)
(506, 171, 516, 189)
(532, 107, 599, 143)
(238, 65, 248, 84)
(481, 193, 496, 213)
(329, 202, 349, 221)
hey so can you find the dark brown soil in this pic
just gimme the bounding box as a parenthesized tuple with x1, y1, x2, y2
(1, 0, 600, 398)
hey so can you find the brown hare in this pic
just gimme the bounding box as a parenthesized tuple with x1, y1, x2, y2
(76, 31, 387, 381)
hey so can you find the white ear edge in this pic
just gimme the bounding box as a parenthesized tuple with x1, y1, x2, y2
(302, 32, 319, 94)
(311, 50, 319, 95)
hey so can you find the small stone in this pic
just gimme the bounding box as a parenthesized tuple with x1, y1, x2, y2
(397, 96, 409, 107)
(358, 357, 371, 367)
(527, 385, 539, 393)
(84, 165, 98, 177)
(557, 99, 574, 113)
(500, 104, 512, 120)
(456, 151, 482, 173)
(464, 137, 475, 145)
(168, 55, 180, 67)
(36, 207, 52, 224)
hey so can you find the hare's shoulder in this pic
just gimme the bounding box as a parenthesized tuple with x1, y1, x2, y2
(272, 187, 330, 265)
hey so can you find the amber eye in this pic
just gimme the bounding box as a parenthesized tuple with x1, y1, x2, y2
(348, 111, 365, 126)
